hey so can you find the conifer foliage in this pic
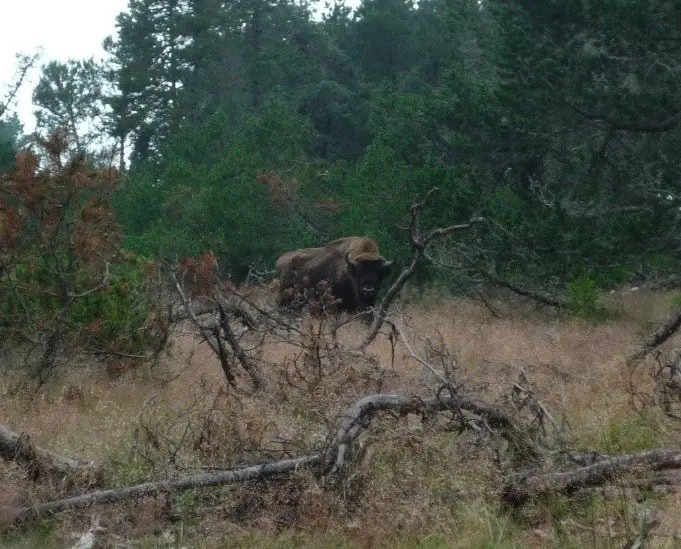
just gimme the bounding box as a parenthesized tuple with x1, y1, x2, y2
(0, 130, 162, 380)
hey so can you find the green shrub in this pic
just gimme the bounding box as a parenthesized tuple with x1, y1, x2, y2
(567, 277, 611, 321)
(68, 254, 161, 352)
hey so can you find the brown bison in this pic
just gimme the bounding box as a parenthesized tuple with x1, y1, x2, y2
(275, 237, 393, 313)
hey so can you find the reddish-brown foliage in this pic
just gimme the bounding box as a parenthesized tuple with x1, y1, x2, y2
(257, 170, 300, 205)
(0, 205, 21, 246)
(315, 199, 342, 215)
(177, 251, 220, 299)
(0, 134, 123, 271)
(14, 150, 39, 183)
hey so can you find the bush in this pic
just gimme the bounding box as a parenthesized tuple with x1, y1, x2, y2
(567, 277, 610, 321)
(0, 132, 165, 377)
(69, 254, 162, 352)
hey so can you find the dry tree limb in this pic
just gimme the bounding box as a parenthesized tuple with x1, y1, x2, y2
(0, 52, 40, 118)
(481, 270, 567, 309)
(502, 448, 681, 507)
(212, 322, 236, 386)
(389, 320, 448, 384)
(14, 388, 519, 523)
(15, 455, 321, 524)
(169, 300, 218, 322)
(171, 271, 221, 358)
(170, 299, 257, 330)
(171, 272, 265, 389)
(68, 515, 106, 549)
(474, 290, 501, 318)
(0, 424, 97, 482)
(325, 392, 520, 476)
(361, 187, 485, 348)
(628, 308, 681, 363)
(218, 303, 264, 390)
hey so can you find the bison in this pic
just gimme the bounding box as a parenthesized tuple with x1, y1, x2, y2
(275, 237, 393, 313)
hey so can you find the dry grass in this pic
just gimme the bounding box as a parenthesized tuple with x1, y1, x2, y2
(2, 288, 681, 548)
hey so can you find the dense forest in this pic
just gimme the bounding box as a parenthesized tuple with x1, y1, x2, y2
(4, 0, 681, 292)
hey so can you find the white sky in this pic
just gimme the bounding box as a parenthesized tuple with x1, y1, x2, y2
(0, 0, 358, 135)
(0, 0, 129, 133)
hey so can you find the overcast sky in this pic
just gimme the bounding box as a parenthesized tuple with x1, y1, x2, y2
(0, 0, 129, 132)
(0, 0, 358, 135)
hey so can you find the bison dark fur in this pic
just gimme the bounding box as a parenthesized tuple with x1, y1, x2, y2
(275, 237, 393, 313)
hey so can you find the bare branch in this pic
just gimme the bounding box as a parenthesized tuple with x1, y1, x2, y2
(390, 320, 448, 384)
(15, 455, 321, 524)
(13, 384, 520, 523)
(503, 448, 681, 506)
(325, 392, 519, 476)
(0, 52, 41, 118)
(629, 308, 681, 363)
(218, 303, 265, 390)
(361, 188, 485, 348)
(0, 424, 97, 483)
(68, 262, 109, 299)
(481, 269, 567, 308)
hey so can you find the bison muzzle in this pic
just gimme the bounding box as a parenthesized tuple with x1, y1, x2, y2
(275, 237, 393, 313)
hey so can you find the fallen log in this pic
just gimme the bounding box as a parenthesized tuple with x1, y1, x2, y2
(502, 448, 681, 506)
(15, 390, 519, 523)
(629, 309, 681, 363)
(15, 455, 321, 524)
(325, 392, 520, 475)
(0, 424, 97, 483)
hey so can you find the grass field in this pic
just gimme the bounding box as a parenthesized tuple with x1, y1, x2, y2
(2, 288, 681, 548)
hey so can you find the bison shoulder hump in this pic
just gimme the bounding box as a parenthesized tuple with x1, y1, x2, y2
(345, 237, 384, 263)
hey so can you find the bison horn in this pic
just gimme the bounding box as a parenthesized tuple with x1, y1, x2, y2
(381, 259, 393, 273)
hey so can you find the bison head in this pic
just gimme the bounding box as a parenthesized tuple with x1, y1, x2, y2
(345, 252, 393, 306)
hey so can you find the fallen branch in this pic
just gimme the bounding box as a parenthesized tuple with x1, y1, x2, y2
(325, 391, 520, 476)
(0, 424, 97, 483)
(15, 455, 321, 524)
(15, 388, 520, 523)
(628, 309, 681, 363)
(482, 270, 567, 309)
(171, 271, 222, 358)
(218, 303, 265, 390)
(502, 448, 681, 506)
(170, 300, 257, 330)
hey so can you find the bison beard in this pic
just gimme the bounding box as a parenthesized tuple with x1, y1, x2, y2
(275, 237, 393, 314)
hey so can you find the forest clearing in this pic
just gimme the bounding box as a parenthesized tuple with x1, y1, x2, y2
(3, 0, 681, 546)
(3, 284, 681, 548)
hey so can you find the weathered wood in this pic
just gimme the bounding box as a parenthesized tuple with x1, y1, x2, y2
(629, 309, 681, 362)
(15, 389, 519, 522)
(16, 455, 321, 523)
(325, 392, 518, 475)
(0, 424, 96, 482)
(503, 448, 681, 506)
(218, 303, 265, 390)
(361, 187, 485, 348)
